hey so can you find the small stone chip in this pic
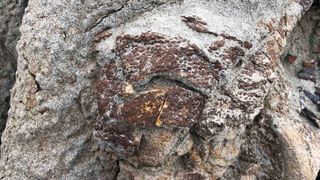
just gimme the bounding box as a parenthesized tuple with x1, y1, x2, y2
(122, 83, 135, 96)
(155, 117, 162, 126)
(209, 40, 225, 51)
(303, 60, 316, 68)
(242, 41, 253, 49)
(94, 30, 112, 42)
(181, 15, 218, 36)
(286, 54, 297, 64)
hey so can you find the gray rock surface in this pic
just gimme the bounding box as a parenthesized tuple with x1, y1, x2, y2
(0, 0, 319, 179)
(0, 0, 28, 144)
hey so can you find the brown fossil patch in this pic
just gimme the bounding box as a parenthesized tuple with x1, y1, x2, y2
(223, 46, 246, 62)
(115, 89, 166, 128)
(95, 120, 141, 158)
(159, 87, 205, 127)
(95, 32, 212, 158)
(116, 32, 221, 90)
(113, 86, 205, 128)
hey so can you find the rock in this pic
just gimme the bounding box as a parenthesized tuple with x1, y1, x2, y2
(209, 39, 225, 51)
(298, 60, 317, 82)
(316, 86, 320, 95)
(303, 59, 317, 67)
(181, 15, 218, 36)
(298, 70, 316, 82)
(0, 0, 319, 179)
(286, 54, 297, 64)
(0, 0, 28, 144)
(303, 89, 319, 104)
(300, 108, 320, 128)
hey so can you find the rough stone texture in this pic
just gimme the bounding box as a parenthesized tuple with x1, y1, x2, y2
(1, 0, 320, 179)
(0, 0, 28, 144)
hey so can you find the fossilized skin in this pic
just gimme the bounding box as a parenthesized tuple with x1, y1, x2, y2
(0, 0, 319, 179)
(94, 0, 320, 179)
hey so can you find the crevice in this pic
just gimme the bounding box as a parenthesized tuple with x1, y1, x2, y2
(135, 75, 209, 98)
(113, 160, 120, 180)
(85, 5, 125, 32)
(74, 93, 84, 118)
(300, 108, 320, 129)
(297, 21, 307, 39)
(27, 69, 41, 93)
(252, 110, 263, 124)
(23, 53, 41, 93)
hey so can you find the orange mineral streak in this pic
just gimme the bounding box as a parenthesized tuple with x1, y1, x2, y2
(155, 94, 168, 127)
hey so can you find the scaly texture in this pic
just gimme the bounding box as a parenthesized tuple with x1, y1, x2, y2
(1, 0, 319, 179)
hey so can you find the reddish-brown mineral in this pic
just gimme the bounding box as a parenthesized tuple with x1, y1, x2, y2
(116, 32, 220, 90)
(95, 32, 210, 159)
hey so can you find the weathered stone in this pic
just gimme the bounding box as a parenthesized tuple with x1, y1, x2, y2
(223, 110, 289, 179)
(1, 0, 320, 179)
(286, 54, 297, 64)
(181, 15, 218, 36)
(303, 89, 319, 104)
(116, 32, 220, 90)
(128, 128, 193, 166)
(176, 172, 206, 180)
(209, 39, 225, 51)
(95, 33, 207, 159)
(300, 108, 320, 128)
(114, 86, 205, 128)
(223, 46, 246, 62)
(93, 29, 112, 42)
(298, 69, 316, 82)
(303, 59, 317, 67)
(0, 0, 28, 144)
(242, 41, 253, 50)
(316, 86, 320, 95)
